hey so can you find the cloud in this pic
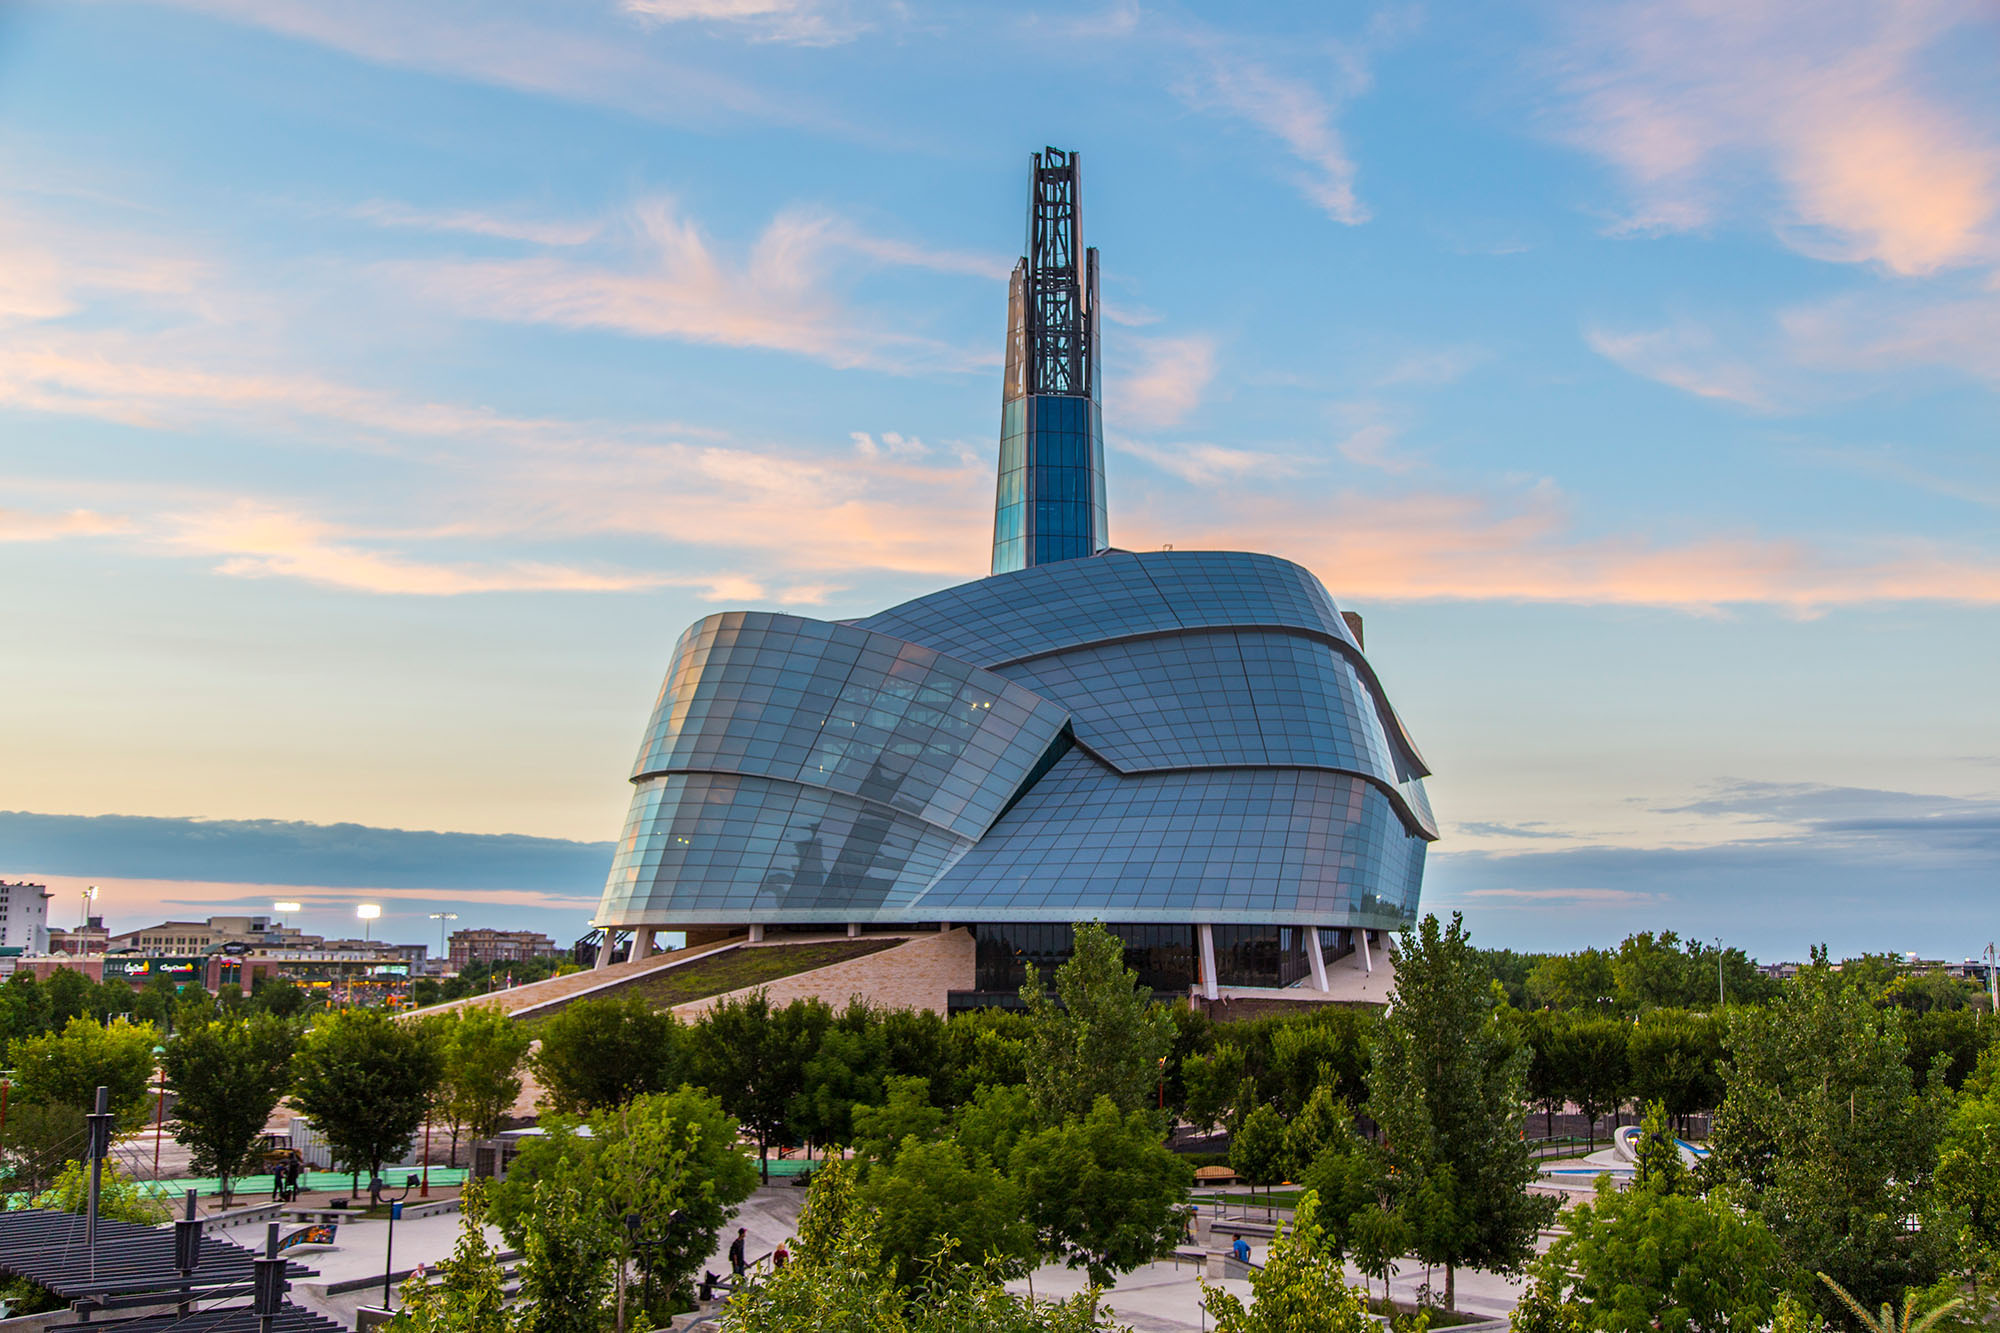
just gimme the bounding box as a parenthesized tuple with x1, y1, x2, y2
(622, 0, 868, 47)
(132, 0, 813, 131)
(1586, 323, 1775, 409)
(348, 199, 602, 247)
(1140, 479, 2000, 612)
(1177, 54, 1370, 224)
(1112, 437, 1295, 486)
(1111, 334, 1217, 428)
(0, 508, 130, 542)
(395, 199, 989, 373)
(1455, 820, 1569, 841)
(1550, 0, 2000, 275)
(1428, 780, 2000, 956)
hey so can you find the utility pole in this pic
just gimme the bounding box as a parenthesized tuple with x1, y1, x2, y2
(85, 1085, 113, 1261)
(1987, 942, 1997, 1015)
(1714, 936, 1725, 1007)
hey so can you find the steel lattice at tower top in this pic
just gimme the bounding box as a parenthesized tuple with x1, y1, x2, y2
(591, 148, 1435, 1001)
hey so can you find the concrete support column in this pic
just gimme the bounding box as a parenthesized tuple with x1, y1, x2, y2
(631, 930, 655, 961)
(938, 921, 951, 933)
(846, 922, 860, 939)
(1198, 924, 1219, 1001)
(747, 924, 765, 944)
(1305, 925, 1329, 992)
(1359, 928, 1374, 975)
(593, 929, 617, 970)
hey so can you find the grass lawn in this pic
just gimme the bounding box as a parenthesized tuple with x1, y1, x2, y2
(526, 939, 900, 1021)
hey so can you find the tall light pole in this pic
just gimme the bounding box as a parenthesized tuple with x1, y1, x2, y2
(1713, 936, 1725, 1008)
(80, 884, 99, 949)
(1987, 942, 1998, 1015)
(429, 913, 458, 967)
(357, 903, 381, 942)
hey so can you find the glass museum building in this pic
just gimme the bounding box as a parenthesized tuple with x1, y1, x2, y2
(590, 149, 1436, 1002)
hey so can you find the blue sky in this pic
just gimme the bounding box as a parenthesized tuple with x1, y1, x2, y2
(3, 0, 1997, 960)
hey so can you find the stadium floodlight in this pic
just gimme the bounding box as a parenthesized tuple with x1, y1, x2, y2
(357, 903, 382, 940)
(273, 901, 303, 914)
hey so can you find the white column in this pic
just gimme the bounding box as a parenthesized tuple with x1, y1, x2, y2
(747, 924, 765, 944)
(593, 929, 617, 970)
(631, 930, 655, 961)
(846, 922, 861, 939)
(1198, 924, 1219, 1001)
(1359, 928, 1374, 975)
(1306, 926, 1329, 992)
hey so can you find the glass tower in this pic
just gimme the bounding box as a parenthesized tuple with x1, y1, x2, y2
(991, 148, 1109, 575)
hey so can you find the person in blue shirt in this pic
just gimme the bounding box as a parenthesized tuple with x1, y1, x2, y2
(1231, 1235, 1250, 1264)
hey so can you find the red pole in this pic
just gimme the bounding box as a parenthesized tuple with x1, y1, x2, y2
(421, 1117, 432, 1198)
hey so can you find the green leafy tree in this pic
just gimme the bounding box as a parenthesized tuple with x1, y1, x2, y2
(1347, 1205, 1412, 1306)
(1019, 922, 1174, 1123)
(0, 1099, 87, 1197)
(289, 1006, 441, 1203)
(164, 1014, 296, 1204)
(1281, 1084, 1348, 1179)
(514, 1175, 613, 1333)
(1613, 932, 1697, 1012)
(1524, 949, 1615, 1012)
(1627, 1010, 1724, 1128)
(1297, 1134, 1387, 1259)
(1201, 1191, 1375, 1333)
(44, 968, 105, 1025)
(435, 1006, 530, 1165)
(11, 1016, 159, 1129)
(861, 1135, 1037, 1288)
(1010, 1095, 1192, 1287)
(388, 1181, 510, 1333)
(1367, 913, 1557, 1311)
(850, 1075, 945, 1167)
(950, 1082, 1035, 1171)
(1520, 1171, 1781, 1332)
(720, 1159, 1119, 1333)
(1561, 1016, 1631, 1148)
(529, 995, 681, 1115)
(791, 1001, 889, 1150)
(250, 977, 313, 1020)
(1630, 1100, 1689, 1196)
(489, 1086, 756, 1306)
(1230, 1103, 1290, 1196)
(132, 976, 182, 1032)
(1267, 1012, 1371, 1115)
(1934, 1056, 2000, 1269)
(934, 1008, 1031, 1108)
(1181, 1042, 1248, 1135)
(686, 992, 827, 1182)
(32, 1158, 169, 1224)
(1815, 1274, 1963, 1333)
(1707, 955, 1954, 1313)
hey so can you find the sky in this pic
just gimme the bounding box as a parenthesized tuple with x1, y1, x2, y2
(2, 0, 1998, 962)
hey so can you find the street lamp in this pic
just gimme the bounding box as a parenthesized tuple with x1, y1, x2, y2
(356, 904, 381, 941)
(376, 1171, 421, 1309)
(1713, 936, 1726, 1007)
(429, 913, 459, 964)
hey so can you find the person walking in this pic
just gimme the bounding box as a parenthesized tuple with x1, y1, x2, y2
(728, 1227, 747, 1279)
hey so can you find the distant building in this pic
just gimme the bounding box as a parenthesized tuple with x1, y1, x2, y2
(48, 916, 110, 955)
(449, 928, 560, 971)
(0, 882, 52, 954)
(111, 914, 320, 953)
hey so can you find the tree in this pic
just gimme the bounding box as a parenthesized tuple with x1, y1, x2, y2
(1627, 1010, 1724, 1128)
(290, 1006, 441, 1203)
(1516, 1171, 1783, 1333)
(1366, 913, 1556, 1311)
(951, 1082, 1035, 1172)
(720, 1159, 1119, 1333)
(860, 1135, 1037, 1288)
(1934, 1054, 2000, 1270)
(1230, 1103, 1290, 1196)
(388, 1182, 510, 1333)
(488, 1086, 756, 1307)
(1525, 949, 1615, 1012)
(514, 1175, 613, 1333)
(1612, 931, 1696, 1012)
(851, 1075, 946, 1167)
(1281, 1084, 1348, 1179)
(1629, 1101, 1689, 1197)
(1201, 1191, 1375, 1333)
(1707, 955, 1954, 1314)
(685, 992, 826, 1182)
(1561, 1016, 1631, 1147)
(163, 1015, 295, 1204)
(1019, 922, 1174, 1123)
(529, 996, 681, 1115)
(11, 1016, 159, 1128)
(250, 977, 313, 1020)
(435, 1006, 529, 1165)
(792, 1001, 890, 1150)
(0, 1099, 87, 1197)
(1346, 1204, 1411, 1306)
(132, 976, 182, 1032)
(32, 1158, 169, 1224)
(1010, 1095, 1192, 1287)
